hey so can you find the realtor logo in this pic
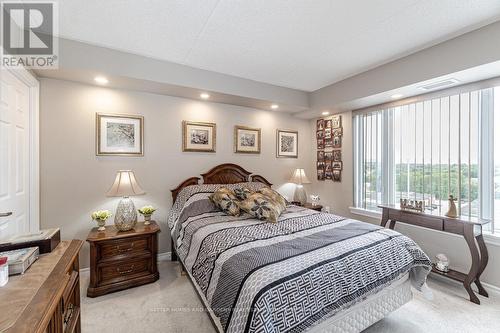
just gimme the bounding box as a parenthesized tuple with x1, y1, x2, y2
(1, 1, 58, 68)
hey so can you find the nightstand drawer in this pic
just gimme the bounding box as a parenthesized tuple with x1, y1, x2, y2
(99, 236, 150, 260)
(99, 258, 152, 285)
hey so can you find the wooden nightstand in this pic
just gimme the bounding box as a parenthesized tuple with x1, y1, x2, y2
(86, 221, 160, 297)
(303, 203, 323, 211)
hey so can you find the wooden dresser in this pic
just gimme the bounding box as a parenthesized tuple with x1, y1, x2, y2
(0, 240, 83, 333)
(86, 221, 160, 297)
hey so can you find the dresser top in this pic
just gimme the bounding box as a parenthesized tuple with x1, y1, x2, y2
(378, 204, 490, 225)
(0, 240, 83, 332)
(87, 221, 161, 242)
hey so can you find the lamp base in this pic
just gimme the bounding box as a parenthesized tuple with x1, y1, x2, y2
(114, 197, 137, 231)
(293, 185, 307, 205)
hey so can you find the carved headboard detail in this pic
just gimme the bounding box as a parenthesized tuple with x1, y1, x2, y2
(201, 163, 251, 184)
(171, 163, 272, 202)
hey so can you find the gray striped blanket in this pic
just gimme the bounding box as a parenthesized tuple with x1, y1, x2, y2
(168, 184, 431, 333)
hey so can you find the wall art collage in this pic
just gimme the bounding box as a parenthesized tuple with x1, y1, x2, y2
(316, 115, 342, 182)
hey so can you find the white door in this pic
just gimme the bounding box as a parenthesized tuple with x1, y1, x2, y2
(0, 69, 31, 241)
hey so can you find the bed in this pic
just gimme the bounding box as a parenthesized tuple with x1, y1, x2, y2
(168, 164, 431, 333)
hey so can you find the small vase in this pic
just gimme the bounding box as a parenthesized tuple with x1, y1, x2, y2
(143, 214, 152, 225)
(95, 219, 106, 231)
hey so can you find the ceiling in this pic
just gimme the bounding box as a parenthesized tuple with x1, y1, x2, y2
(54, 0, 500, 92)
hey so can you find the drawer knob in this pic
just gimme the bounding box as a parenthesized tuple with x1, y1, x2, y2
(117, 265, 135, 274)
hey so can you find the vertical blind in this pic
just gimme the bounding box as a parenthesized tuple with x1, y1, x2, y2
(353, 86, 498, 233)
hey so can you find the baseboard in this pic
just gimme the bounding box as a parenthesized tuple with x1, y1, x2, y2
(429, 272, 500, 296)
(79, 251, 172, 274)
(157, 251, 172, 262)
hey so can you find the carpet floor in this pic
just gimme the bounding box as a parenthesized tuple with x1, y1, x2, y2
(80, 261, 500, 333)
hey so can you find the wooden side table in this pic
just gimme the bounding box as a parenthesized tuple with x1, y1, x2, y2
(303, 203, 323, 212)
(379, 205, 489, 304)
(86, 221, 160, 297)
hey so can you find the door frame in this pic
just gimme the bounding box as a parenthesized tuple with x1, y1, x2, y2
(6, 67, 40, 233)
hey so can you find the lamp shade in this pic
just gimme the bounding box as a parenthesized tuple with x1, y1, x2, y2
(289, 168, 311, 185)
(106, 170, 145, 197)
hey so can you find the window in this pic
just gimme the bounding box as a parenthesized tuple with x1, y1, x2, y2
(353, 84, 500, 233)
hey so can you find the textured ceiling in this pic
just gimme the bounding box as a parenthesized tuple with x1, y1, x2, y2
(56, 0, 500, 91)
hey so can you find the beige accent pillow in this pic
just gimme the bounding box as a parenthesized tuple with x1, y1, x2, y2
(209, 187, 241, 216)
(238, 192, 285, 223)
(256, 187, 287, 211)
(234, 187, 252, 200)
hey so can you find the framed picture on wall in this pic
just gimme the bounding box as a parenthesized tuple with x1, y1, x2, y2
(234, 126, 261, 154)
(332, 161, 343, 170)
(316, 119, 324, 131)
(331, 115, 342, 128)
(333, 135, 342, 148)
(317, 150, 325, 161)
(96, 113, 144, 156)
(183, 121, 216, 152)
(333, 149, 341, 162)
(332, 170, 342, 182)
(276, 129, 298, 158)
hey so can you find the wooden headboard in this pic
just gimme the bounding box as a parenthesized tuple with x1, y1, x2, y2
(171, 163, 272, 202)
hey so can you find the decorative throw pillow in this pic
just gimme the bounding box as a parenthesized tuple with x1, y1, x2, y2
(209, 188, 241, 216)
(256, 187, 287, 211)
(238, 192, 285, 223)
(234, 187, 252, 201)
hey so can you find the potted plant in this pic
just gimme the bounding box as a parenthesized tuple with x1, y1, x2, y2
(138, 205, 156, 225)
(91, 210, 112, 231)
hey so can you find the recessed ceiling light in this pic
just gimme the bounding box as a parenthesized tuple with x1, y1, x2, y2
(94, 76, 108, 85)
(200, 93, 210, 99)
(391, 94, 403, 99)
(321, 111, 330, 116)
(271, 104, 279, 110)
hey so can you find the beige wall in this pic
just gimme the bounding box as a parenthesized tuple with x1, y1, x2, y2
(311, 111, 500, 289)
(40, 78, 313, 268)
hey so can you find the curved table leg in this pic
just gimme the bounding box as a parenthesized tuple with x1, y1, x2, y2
(380, 209, 389, 228)
(389, 220, 396, 230)
(475, 234, 489, 297)
(463, 224, 481, 304)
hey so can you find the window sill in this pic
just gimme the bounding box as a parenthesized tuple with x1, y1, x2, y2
(349, 207, 381, 220)
(349, 207, 500, 247)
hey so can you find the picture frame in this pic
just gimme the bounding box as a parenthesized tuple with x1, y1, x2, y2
(333, 135, 342, 148)
(324, 161, 333, 180)
(324, 151, 333, 161)
(183, 121, 216, 152)
(331, 115, 342, 128)
(317, 150, 325, 161)
(332, 128, 343, 137)
(96, 113, 144, 156)
(332, 170, 342, 182)
(276, 129, 298, 158)
(333, 149, 342, 162)
(234, 126, 261, 154)
(317, 161, 325, 180)
(332, 161, 343, 170)
(316, 119, 324, 131)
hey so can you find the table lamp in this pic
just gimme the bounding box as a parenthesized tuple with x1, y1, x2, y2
(107, 170, 145, 231)
(289, 168, 311, 205)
